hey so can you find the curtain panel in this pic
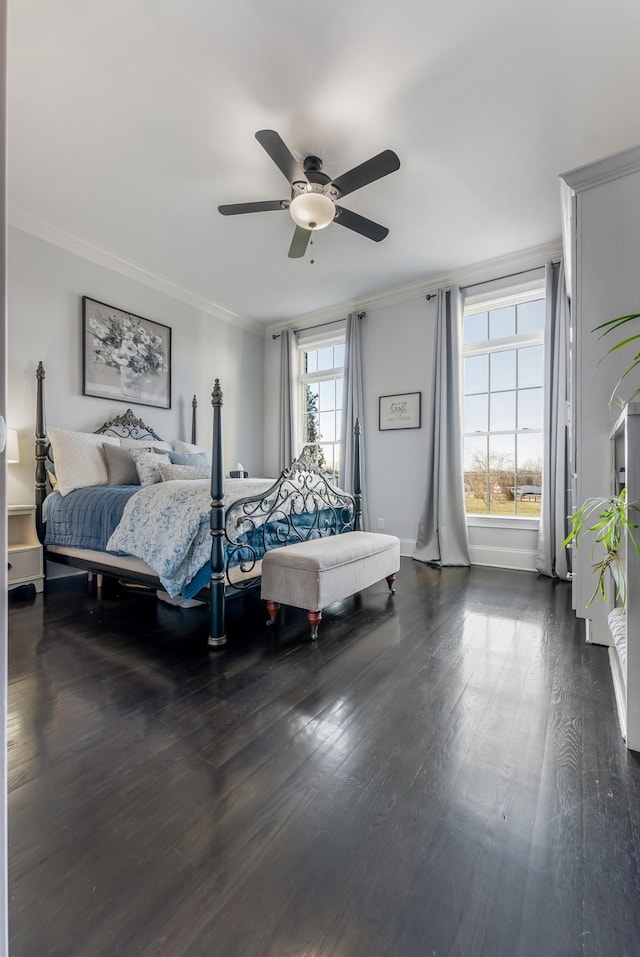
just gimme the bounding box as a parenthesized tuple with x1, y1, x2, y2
(414, 288, 470, 566)
(339, 312, 368, 530)
(536, 259, 570, 580)
(278, 329, 295, 472)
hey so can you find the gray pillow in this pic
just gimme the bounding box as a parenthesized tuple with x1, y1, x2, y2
(102, 443, 140, 486)
(168, 450, 209, 467)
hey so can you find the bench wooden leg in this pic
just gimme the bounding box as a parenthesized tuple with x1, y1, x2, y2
(386, 574, 396, 595)
(307, 610, 322, 641)
(265, 600, 280, 627)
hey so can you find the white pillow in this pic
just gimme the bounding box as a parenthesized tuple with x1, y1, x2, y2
(172, 439, 211, 464)
(130, 448, 171, 486)
(121, 437, 173, 452)
(47, 428, 120, 496)
(158, 463, 211, 482)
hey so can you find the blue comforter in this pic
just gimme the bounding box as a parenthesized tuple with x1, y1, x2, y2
(44, 486, 138, 552)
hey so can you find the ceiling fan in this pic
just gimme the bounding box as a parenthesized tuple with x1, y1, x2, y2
(218, 130, 400, 259)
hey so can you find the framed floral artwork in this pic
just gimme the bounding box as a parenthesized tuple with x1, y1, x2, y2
(82, 296, 171, 409)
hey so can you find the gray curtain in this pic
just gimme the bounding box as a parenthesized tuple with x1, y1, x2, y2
(339, 312, 369, 530)
(278, 329, 295, 472)
(536, 259, 570, 579)
(414, 288, 470, 566)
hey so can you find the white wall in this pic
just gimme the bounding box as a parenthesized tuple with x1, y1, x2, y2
(264, 294, 539, 566)
(7, 227, 265, 505)
(361, 297, 435, 553)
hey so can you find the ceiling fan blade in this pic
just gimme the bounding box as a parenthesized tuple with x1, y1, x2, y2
(288, 226, 312, 259)
(255, 130, 307, 185)
(334, 206, 389, 242)
(218, 200, 286, 215)
(331, 149, 400, 199)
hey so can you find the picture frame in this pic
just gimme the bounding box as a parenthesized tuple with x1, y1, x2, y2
(379, 392, 421, 431)
(82, 296, 171, 409)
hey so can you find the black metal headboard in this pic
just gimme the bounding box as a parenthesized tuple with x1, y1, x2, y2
(34, 361, 198, 542)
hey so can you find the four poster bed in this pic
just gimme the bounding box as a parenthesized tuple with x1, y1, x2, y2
(34, 362, 362, 647)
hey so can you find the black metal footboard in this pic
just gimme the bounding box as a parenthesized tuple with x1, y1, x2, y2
(207, 381, 362, 648)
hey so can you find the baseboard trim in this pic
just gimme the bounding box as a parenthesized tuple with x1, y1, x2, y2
(468, 545, 537, 572)
(400, 539, 416, 557)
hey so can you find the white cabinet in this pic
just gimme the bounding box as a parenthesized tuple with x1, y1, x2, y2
(561, 146, 640, 648)
(8, 505, 43, 593)
(608, 405, 640, 750)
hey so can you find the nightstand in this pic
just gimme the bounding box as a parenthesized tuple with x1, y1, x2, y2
(8, 505, 44, 593)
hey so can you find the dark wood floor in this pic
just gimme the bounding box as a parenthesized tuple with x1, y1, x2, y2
(7, 561, 640, 956)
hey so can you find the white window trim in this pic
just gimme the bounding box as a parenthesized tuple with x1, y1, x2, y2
(463, 284, 545, 523)
(297, 336, 345, 468)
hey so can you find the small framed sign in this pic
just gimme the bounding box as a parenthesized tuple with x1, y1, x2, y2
(379, 392, 421, 431)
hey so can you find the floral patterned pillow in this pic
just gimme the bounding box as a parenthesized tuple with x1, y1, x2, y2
(129, 448, 171, 486)
(158, 463, 210, 482)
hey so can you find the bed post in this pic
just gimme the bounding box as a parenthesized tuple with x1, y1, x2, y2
(35, 361, 47, 543)
(353, 417, 362, 531)
(191, 394, 197, 445)
(208, 379, 227, 647)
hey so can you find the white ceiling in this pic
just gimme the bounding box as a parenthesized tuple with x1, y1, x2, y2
(8, 0, 640, 325)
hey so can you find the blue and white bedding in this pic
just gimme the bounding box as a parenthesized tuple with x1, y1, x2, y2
(45, 473, 353, 600)
(106, 478, 274, 597)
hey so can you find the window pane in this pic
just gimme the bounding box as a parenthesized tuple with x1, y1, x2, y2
(489, 470, 516, 515)
(306, 382, 319, 408)
(488, 434, 515, 515)
(489, 305, 515, 339)
(335, 410, 342, 439)
(320, 444, 334, 474)
(464, 435, 488, 513)
(516, 432, 542, 474)
(319, 412, 336, 441)
(518, 387, 543, 429)
(305, 383, 320, 442)
(516, 433, 543, 517)
(489, 434, 515, 473)
(334, 343, 345, 367)
(465, 393, 488, 433)
(464, 312, 488, 344)
(305, 350, 317, 374)
(517, 298, 544, 334)
(317, 347, 333, 371)
(490, 350, 516, 390)
(332, 445, 341, 477)
(319, 379, 335, 411)
(336, 378, 343, 410)
(464, 354, 488, 394)
(518, 345, 543, 388)
(490, 391, 516, 431)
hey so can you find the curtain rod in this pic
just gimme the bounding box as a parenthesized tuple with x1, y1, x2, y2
(425, 260, 561, 299)
(272, 312, 366, 339)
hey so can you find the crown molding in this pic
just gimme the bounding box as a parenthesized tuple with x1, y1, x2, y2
(9, 209, 265, 337)
(561, 144, 640, 194)
(265, 238, 563, 336)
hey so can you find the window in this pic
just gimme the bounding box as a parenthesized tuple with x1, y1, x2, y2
(299, 338, 345, 477)
(463, 289, 545, 517)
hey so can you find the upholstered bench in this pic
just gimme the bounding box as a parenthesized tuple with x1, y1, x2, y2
(260, 531, 401, 640)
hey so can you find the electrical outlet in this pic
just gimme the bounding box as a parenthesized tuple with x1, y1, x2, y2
(377, 518, 385, 529)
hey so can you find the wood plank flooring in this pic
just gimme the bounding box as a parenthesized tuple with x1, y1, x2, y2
(8, 561, 640, 956)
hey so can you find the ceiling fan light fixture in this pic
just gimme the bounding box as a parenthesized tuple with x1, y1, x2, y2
(289, 191, 335, 230)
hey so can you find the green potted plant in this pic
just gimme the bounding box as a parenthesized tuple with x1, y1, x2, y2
(564, 488, 640, 607)
(595, 311, 640, 407)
